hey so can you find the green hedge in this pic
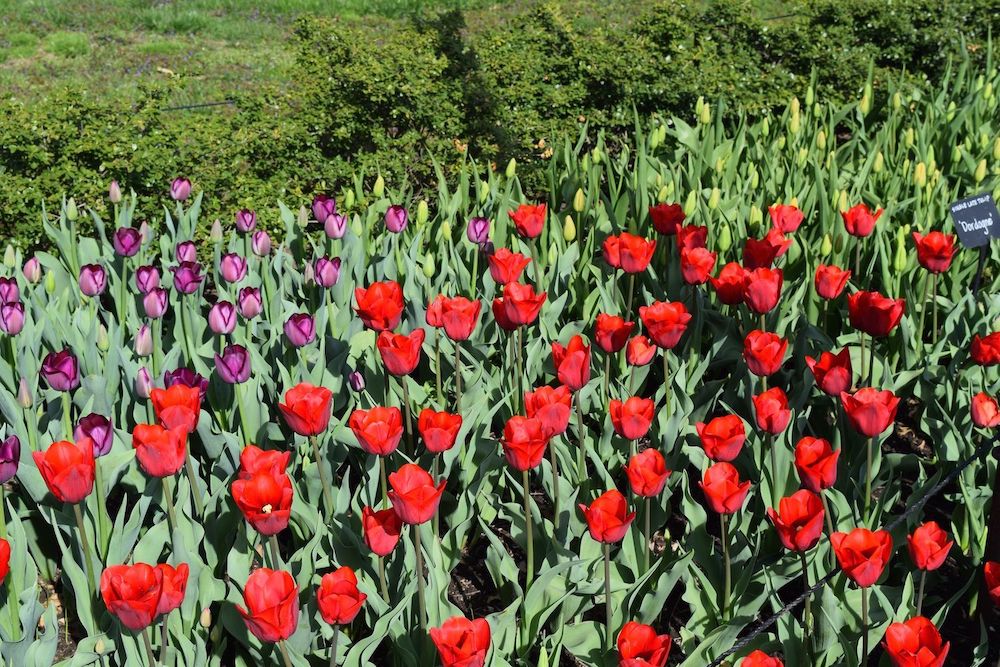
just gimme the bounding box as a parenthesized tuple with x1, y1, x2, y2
(1, 0, 997, 248)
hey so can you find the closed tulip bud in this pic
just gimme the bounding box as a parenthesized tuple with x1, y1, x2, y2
(708, 188, 720, 210)
(478, 180, 489, 204)
(573, 188, 585, 212)
(684, 190, 697, 216)
(873, 151, 884, 173)
(250, 230, 271, 257)
(563, 215, 576, 242)
(805, 86, 814, 106)
(135, 367, 152, 399)
(547, 243, 557, 265)
(776, 134, 786, 150)
(209, 220, 223, 242)
(761, 116, 770, 136)
(199, 608, 212, 629)
(23, 257, 41, 283)
(914, 162, 926, 188)
(717, 224, 732, 252)
(699, 101, 712, 125)
(302, 261, 315, 285)
(945, 101, 956, 122)
(209, 301, 237, 335)
(139, 221, 154, 244)
(893, 237, 908, 272)
(789, 112, 800, 135)
(750, 168, 760, 189)
(79, 264, 107, 296)
(143, 288, 168, 319)
(170, 178, 191, 201)
(714, 157, 725, 174)
(109, 180, 122, 204)
(657, 185, 669, 202)
(975, 158, 987, 184)
(695, 96, 704, 116)
(592, 147, 603, 164)
(820, 233, 833, 256)
(97, 324, 110, 352)
(135, 325, 153, 357)
(440, 220, 452, 240)
(790, 96, 800, 116)
(416, 200, 429, 225)
(423, 252, 435, 278)
(44, 271, 56, 295)
(348, 371, 365, 393)
(17, 377, 32, 408)
(582, 154, 591, 171)
(814, 129, 826, 150)
(904, 127, 914, 148)
(66, 198, 78, 221)
(993, 137, 1000, 161)
(505, 158, 517, 178)
(813, 103, 821, 116)
(748, 206, 763, 231)
(892, 91, 902, 110)
(373, 174, 385, 198)
(235, 209, 256, 234)
(297, 205, 309, 228)
(838, 190, 848, 212)
(859, 92, 871, 116)
(2, 246, 13, 268)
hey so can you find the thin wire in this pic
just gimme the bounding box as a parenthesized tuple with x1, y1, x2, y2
(160, 100, 235, 112)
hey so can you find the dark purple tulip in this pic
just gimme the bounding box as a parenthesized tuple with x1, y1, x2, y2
(480, 240, 495, 256)
(172, 262, 204, 294)
(135, 367, 152, 399)
(251, 231, 271, 257)
(235, 209, 257, 234)
(237, 287, 262, 319)
(75, 414, 114, 457)
(215, 344, 251, 384)
(143, 288, 169, 319)
(0, 277, 19, 303)
(113, 227, 142, 257)
(135, 265, 160, 294)
(467, 217, 490, 244)
(219, 253, 248, 283)
(325, 213, 347, 240)
(22, 257, 41, 284)
(171, 178, 192, 202)
(312, 194, 337, 224)
(164, 367, 209, 399)
(384, 205, 409, 233)
(79, 264, 107, 297)
(284, 314, 316, 348)
(348, 370, 365, 393)
(0, 435, 20, 484)
(208, 301, 237, 335)
(314, 257, 342, 288)
(0, 302, 24, 336)
(175, 241, 197, 263)
(41, 349, 80, 392)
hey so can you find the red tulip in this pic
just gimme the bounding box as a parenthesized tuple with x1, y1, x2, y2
(430, 616, 491, 667)
(841, 203, 883, 237)
(740, 651, 784, 667)
(616, 620, 671, 667)
(971, 392, 1000, 428)
(552, 335, 591, 391)
(743, 330, 787, 377)
(971, 333, 1000, 366)
(524, 385, 572, 437)
(487, 248, 531, 284)
(677, 224, 708, 250)
(986, 561, 1000, 606)
(418, 409, 463, 453)
(610, 397, 656, 440)
(155, 563, 190, 615)
(753, 387, 791, 435)
(883, 616, 950, 667)
(912, 231, 956, 274)
(680, 247, 716, 285)
(579, 490, 636, 543)
(349, 407, 403, 456)
(907, 521, 953, 572)
(594, 314, 634, 354)
(317, 566, 366, 626)
(768, 204, 804, 233)
(236, 568, 300, 642)
(603, 235, 622, 270)
(794, 437, 839, 492)
(639, 301, 691, 350)
(814, 264, 851, 300)
(619, 233, 657, 273)
(441, 296, 481, 341)
(700, 462, 751, 514)
(649, 203, 685, 236)
(743, 230, 790, 269)
(238, 444, 290, 479)
(502, 282, 546, 326)
(361, 506, 402, 556)
(841, 388, 900, 437)
(509, 203, 546, 239)
(0, 538, 8, 586)
(491, 298, 518, 332)
(132, 424, 187, 478)
(100, 563, 163, 631)
(500, 417, 549, 471)
(624, 449, 671, 497)
(767, 489, 825, 552)
(376, 328, 425, 376)
(426, 294, 447, 328)
(33, 438, 96, 503)
(277, 383, 333, 436)
(388, 463, 446, 525)
(695, 415, 746, 462)
(626, 335, 657, 366)
(354, 281, 404, 332)
(848, 291, 905, 337)
(231, 469, 293, 536)
(710, 262, 748, 306)
(831, 527, 893, 587)
(743, 268, 782, 314)
(805, 348, 853, 396)
(150, 384, 201, 433)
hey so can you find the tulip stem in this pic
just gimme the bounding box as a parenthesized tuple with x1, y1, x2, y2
(861, 586, 869, 661)
(143, 627, 159, 667)
(400, 378, 414, 458)
(152, 319, 161, 377)
(859, 332, 867, 381)
(454, 341, 462, 413)
(94, 459, 110, 557)
(575, 393, 586, 481)
(329, 625, 340, 667)
(516, 328, 525, 414)
(931, 272, 939, 346)
(643, 496, 651, 574)
(432, 457, 441, 539)
(603, 542, 612, 653)
(603, 354, 611, 407)
(523, 469, 534, 588)
(662, 351, 672, 419)
(549, 444, 560, 528)
(160, 615, 169, 664)
(277, 640, 294, 667)
(162, 475, 178, 537)
(625, 273, 636, 323)
(61, 392, 73, 440)
(799, 550, 812, 634)
(721, 513, 731, 622)
(916, 569, 926, 616)
(269, 535, 282, 569)
(918, 272, 930, 348)
(769, 436, 778, 505)
(72, 503, 97, 596)
(470, 246, 480, 298)
(379, 456, 389, 507)
(184, 456, 205, 518)
(1, 488, 20, 641)
(821, 492, 836, 537)
(179, 296, 197, 368)
(413, 523, 426, 629)
(310, 436, 335, 513)
(864, 436, 873, 520)
(377, 556, 389, 603)
(235, 383, 252, 446)
(434, 331, 443, 405)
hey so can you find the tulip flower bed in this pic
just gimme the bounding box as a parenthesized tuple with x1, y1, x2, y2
(1, 59, 1000, 667)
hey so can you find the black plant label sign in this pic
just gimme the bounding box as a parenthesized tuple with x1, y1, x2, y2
(949, 192, 1000, 248)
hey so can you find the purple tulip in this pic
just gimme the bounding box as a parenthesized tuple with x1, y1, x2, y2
(164, 367, 209, 398)
(480, 240, 495, 256)
(135, 265, 160, 294)
(135, 324, 152, 357)
(467, 216, 490, 244)
(384, 205, 409, 233)
(109, 180, 122, 204)
(235, 209, 257, 234)
(79, 264, 107, 297)
(0, 302, 24, 336)
(75, 414, 114, 457)
(314, 257, 342, 288)
(215, 344, 251, 384)
(143, 288, 169, 319)
(22, 257, 41, 284)
(0, 277, 19, 303)
(113, 227, 142, 257)
(348, 370, 366, 393)
(325, 213, 347, 240)
(175, 241, 197, 263)
(251, 231, 271, 257)
(208, 301, 237, 335)
(0, 435, 20, 484)
(237, 287, 262, 319)
(284, 313, 316, 348)
(135, 367, 153, 399)
(172, 262, 204, 294)
(41, 349, 80, 392)
(171, 178, 192, 202)
(312, 194, 337, 224)
(219, 253, 248, 283)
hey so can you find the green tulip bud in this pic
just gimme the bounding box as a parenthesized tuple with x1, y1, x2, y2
(657, 185, 670, 202)
(789, 112, 800, 135)
(993, 137, 1000, 161)
(573, 188, 586, 213)
(350, 214, 364, 237)
(210, 219, 224, 240)
(695, 96, 705, 117)
(833, 232, 845, 254)
(913, 162, 927, 188)
(715, 158, 725, 174)
(717, 224, 732, 252)
(344, 189, 355, 210)
(373, 175, 386, 199)
(581, 154, 591, 171)
(826, 151, 835, 170)
(816, 129, 826, 150)
(416, 199, 429, 225)
(750, 168, 760, 190)
(657, 125, 667, 144)
(699, 101, 712, 125)
(3, 245, 15, 268)
(964, 135, 973, 151)
(893, 235, 908, 272)
(66, 198, 78, 221)
(683, 190, 697, 216)
(478, 180, 489, 204)
(797, 147, 809, 166)
(548, 243, 557, 265)
(776, 135, 786, 151)
(952, 146, 962, 164)
(563, 215, 576, 242)
(820, 233, 833, 256)
(649, 127, 661, 149)
(97, 324, 110, 352)
(422, 252, 435, 278)
(664, 180, 674, 197)
(806, 86, 814, 107)
(904, 128, 914, 148)
(297, 207, 309, 228)
(591, 148, 602, 164)
(439, 220, 452, 241)
(813, 103, 822, 116)
(749, 206, 763, 228)
(708, 187, 721, 210)
(946, 101, 957, 122)
(838, 190, 848, 212)
(902, 158, 911, 178)
(892, 91, 902, 110)
(761, 116, 770, 136)
(790, 96, 800, 116)
(859, 93, 871, 116)
(975, 158, 987, 184)
(45, 271, 56, 295)
(505, 158, 517, 178)
(200, 608, 213, 629)
(986, 82, 994, 100)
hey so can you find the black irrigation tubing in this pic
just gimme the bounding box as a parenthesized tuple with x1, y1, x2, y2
(707, 429, 1000, 666)
(160, 100, 236, 112)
